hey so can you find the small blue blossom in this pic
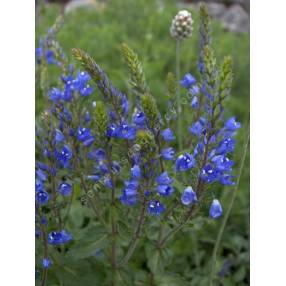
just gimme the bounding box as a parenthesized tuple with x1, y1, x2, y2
(48, 87, 62, 102)
(191, 96, 199, 109)
(58, 182, 72, 196)
(119, 122, 136, 140)
(194, 142, 204, 157)
(189, 121, 204, 136)
(209, 199, 223, 219)
(36, 169, 47, 181)
(189, 85, 200, 96)
(201, 164, 219, 183)
(121, 95, 129, 116)
(161, 147, 176, 160)
(103, 176, 113, 189)
(36, 190, 49, 205)
(216, 137, 235, 155)
(107, 123, 120, 138)
(132, 110, 145, 126)
(156, 171, 173, 185)
(55, 145, 72, 167)
(77, 127, 94, 144)
(175, 153, 196, 172)
(211, 155, 233, 172)
(157, 185, 174, 196)
(42, 258, 51, 269)
(47, 230, 72, 245)
(131, 165, 141, 179)
(35, 180, 44, 193)
(181, 186, 198, 205)
(161, 128, 175, 142)
(55, 129, 65, 142)
(224, 117, 241, 132)
(45, 50, 56, 64)
(219, 174, 235, 186)
(99, 161, 109, 174)
(88, 148, 106, 161)
(148, 200, 165, 216)
(120, 192, 137, 206)
(180, 73, 196, 89)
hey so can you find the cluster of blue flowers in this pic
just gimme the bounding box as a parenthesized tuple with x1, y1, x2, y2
(35, 11, 241, 278)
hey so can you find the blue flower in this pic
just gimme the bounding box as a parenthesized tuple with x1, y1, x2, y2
(58, 182, 72, 196)
(148, 200, 165, 216)
(55, 129, 65, 142)
(99, 161, 109, 174)
(189, 85, 200, 96)
(79, 84, 93, 96)
(73, 71, 93, 96)
(194, 142, 204, 157)
(85, 111, 91, 123)
(201, 164, 219, 183)
(35, 180, 44, 193)
(219, 174, 235, 186)
(48, 87, 62, 102)
(88, 148, 106, 161)
(161, 147, 175, 160)
(36, 168, 47, 181)
(156, 171, 173, 185)
(157, 185, 174, 196)
(216, 137, 235, 155)
(209, 199, 223, 219)
(47, 230, 72, 245)
(131, 165, 141, 179)
(161, 128, 175, 142)
(104, 176, 113, 189)
(119, 122, 136, 140)
(55, 145, 72, 167)
(175, 153, 196, 172)
(211, 155, 233, 172)
(181, 186, 198, 205)
(132, 111, 145, 126)
(121, 95, 129, 116)
(191, 96, 199, 109)
(36, 190, 49, 205)
(107, 123, 120, 138)
(224, 117, 241, 131)
(180, 73, 196, 89)
(42, 258, 51, 269)
(45, 50, 56, 64)
(77, 126, 93, 142)
(120, 192, 137, 206)
(189, 121, 204, 136)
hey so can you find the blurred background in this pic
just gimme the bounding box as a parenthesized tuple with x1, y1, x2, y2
(35, 0, 249, 285)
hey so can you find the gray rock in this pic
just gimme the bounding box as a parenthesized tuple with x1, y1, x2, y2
(207, 3, 227, 18)
(220, 4, 249, 33)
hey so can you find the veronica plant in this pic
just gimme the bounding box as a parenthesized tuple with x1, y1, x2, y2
(36, 5, 242, 285)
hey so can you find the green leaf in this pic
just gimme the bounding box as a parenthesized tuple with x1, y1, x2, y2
(66, 231, 108, 260)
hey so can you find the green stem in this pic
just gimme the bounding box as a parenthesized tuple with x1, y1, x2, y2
(209, 128, 250, 286)
(117, 197, 147, 268)
(176, 39, 183, 151)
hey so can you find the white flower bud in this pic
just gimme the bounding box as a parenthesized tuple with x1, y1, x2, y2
(170, 10, 194, 40)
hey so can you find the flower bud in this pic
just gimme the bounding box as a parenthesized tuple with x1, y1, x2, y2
(170, 10, 194, 40)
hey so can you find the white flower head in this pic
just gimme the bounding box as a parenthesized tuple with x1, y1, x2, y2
(170, 10, 194, 40)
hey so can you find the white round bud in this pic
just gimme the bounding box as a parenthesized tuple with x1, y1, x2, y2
(170, 10, 194, 40)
